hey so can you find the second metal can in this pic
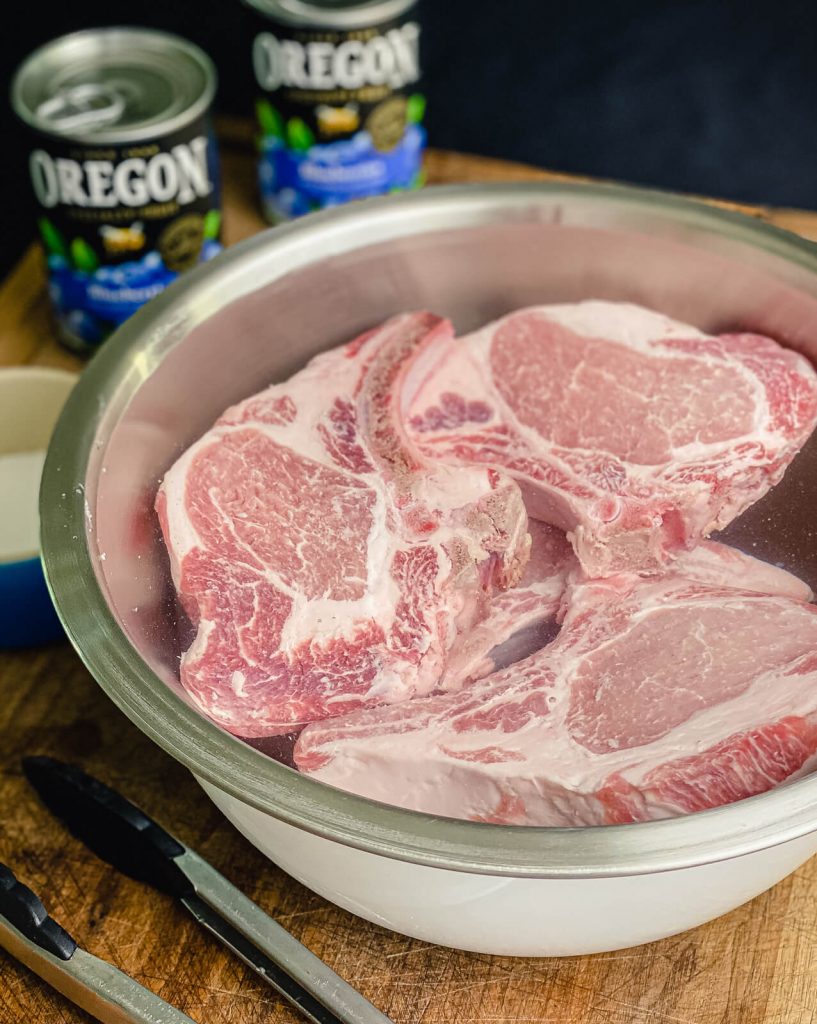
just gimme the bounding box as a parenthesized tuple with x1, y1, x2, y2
(244, 0, 426, 221)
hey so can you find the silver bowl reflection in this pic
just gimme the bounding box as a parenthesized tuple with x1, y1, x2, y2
(41, 183, 817, 955)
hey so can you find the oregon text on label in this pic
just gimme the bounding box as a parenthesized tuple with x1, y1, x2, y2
(253, 23, 421, 92)
(29, 137, 213, 209)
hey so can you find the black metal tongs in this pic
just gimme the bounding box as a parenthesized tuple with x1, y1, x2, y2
(0, 860, 196, 1023)
(14, 756, 394, 1024)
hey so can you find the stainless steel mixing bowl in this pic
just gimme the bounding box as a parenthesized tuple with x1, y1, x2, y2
(41, 183, 817, 955)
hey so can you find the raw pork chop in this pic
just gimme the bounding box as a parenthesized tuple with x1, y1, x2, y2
(295, 553, 817, 825)
(157, 313, 529, 737)
(443, 531, 813, 690)
(407, 302, 817, 577)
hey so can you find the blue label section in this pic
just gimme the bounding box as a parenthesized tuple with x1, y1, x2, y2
(258, 124, 426, 220)
(48, 240, 223, 347)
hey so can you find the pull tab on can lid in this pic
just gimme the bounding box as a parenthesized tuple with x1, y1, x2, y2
(35, 83, 126, 134)
(11, 27, 217, 144)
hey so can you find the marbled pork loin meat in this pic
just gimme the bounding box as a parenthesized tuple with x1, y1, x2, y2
(157, 313, 529, 737)
(444, 528, 813, 690)
(407, 302, 817, 577)
(295, 547, 817, 825)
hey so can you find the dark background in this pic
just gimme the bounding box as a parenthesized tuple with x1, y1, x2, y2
(4, 0, 817, 276)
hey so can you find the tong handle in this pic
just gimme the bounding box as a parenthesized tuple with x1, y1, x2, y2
(23, 756, 192, 898)
(0, 862, 77, 961)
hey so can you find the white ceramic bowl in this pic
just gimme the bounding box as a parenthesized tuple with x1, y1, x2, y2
(41, 184, 817, 955)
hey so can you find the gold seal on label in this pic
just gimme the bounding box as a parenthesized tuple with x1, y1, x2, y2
(365, 97, 408, 152)
(158, 213, 204, 273)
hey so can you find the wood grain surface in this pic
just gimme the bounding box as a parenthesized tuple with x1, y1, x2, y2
(3, 129, 817, 1024)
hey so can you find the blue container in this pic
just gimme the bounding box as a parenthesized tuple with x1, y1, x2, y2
(0, 556, 65, 648)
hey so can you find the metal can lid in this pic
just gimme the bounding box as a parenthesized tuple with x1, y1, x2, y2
(11, 27, 217, 145)
(243, 0, 418, 30)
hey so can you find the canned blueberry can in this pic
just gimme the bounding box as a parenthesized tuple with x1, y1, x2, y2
(244, 0, 425, 221)
(11, 28, 223, 353)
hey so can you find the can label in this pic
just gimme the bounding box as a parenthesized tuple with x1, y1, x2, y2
(250, 7, 425, 220)
(28, 116, 222, 349)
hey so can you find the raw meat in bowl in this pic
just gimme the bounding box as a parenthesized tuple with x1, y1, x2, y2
(157, 312, 529, 736)
(296, 548, 817, 825)
(408, 301, 817, 576)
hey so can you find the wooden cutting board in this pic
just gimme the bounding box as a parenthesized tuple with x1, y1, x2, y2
(2, 126, 817, 1024)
